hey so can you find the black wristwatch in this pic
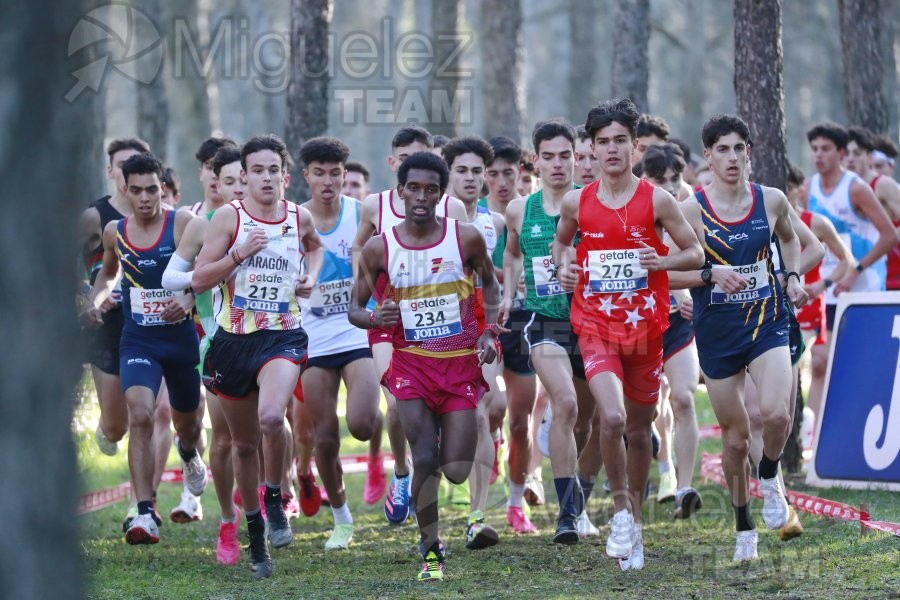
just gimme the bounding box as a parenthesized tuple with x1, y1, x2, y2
(855, 263, 866, 274)
(701, 268, 713, 285)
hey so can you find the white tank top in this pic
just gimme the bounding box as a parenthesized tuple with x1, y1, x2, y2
(300, 197, 368, 357)
(218, 200, 304, 333)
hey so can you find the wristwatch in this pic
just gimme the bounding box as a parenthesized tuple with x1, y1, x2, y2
(700, 268, 713, 285)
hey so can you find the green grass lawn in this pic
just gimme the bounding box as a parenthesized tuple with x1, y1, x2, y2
(77, 386, 900, 599)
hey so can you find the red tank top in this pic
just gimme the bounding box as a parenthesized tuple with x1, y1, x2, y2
(572, 179, 669, 342)
(797, 210, 826, 325)
(873, 174, 900, 290)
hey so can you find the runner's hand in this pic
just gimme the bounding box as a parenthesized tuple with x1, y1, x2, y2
(786, 277, 809, 308)
(638, 241, 664, 271)
(160, 293, 194, 322)
(295, 274, 316, 298)
(99, 295, 118, 312)
(834, 268, 859, 296)
(497, 297, 511, 326)
(378, 299, 400, 328)
(477, 332, 498, 366)
(678, 298, 694, 321)
(557, 263, 579, 292)
(79, 307, 104, 328)
(710, 268, 748, 294)
(237, 228, 268, 259)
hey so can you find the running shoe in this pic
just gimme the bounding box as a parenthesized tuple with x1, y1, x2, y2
(417, 542, 446, 582)
(602, 479, 612, 494)
(170, 485, 203, 523)
(298, 472, 323, 516)
(247, 521, 272, 579)
(465, 510, 499, 549)
(384, 472, 411, 525)
(657, 469, 677, 503)
(575, 509, 599, 537)
(506, 506, 538, 534)
(95, 424, 119, 456)
(282, 492, 300, 520)
(363, 452, 387, 505)
(182, 452, 208, 497)
(619, 523, 645, 571)
(265, 499, 293, 548)
(324, 523, 354, 550)
(606, 509, 634, 559)
(523, 473, 545, 506)
(125, 513, 160, 545)
(553, 513, 579, 545)
(450, 480, 470, 507)
(779, 506, 804, 541)
(122, 503, 139, 533)
(673, 487, 703, 520)
(216, 516, 240, 566)
(759, 475, 790, 529)
(733, 530, 758, 561)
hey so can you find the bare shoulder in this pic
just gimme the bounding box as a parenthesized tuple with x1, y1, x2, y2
(360, 192, 381, 224)
(505, 197, 526, 227)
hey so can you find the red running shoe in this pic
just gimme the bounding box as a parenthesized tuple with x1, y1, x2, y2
(297, 473, 322, 517)
(216, 513, 240, 566)
(364, 452, 387, 505)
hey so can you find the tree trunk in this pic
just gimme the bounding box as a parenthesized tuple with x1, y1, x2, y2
(427, 0, 461, 138)
(839, 0, 889, 134)
(0, 0, 91, 597)
(567, 0, 601, 124)
(480, 0, 525, 144)
(610, 0, 650, 112)
(285, 0, 333, 203)
(734, 0, 788, 192)
(136, 0, 169, 161)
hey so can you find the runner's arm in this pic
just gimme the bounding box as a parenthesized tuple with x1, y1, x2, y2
(192, 205, 244, 293)
(666, 199, 708, 289)
(499, 199, 526, 323)
(652, 188, 704, 271)
(809, 214, 855, 296)
(86, 221, 121, 311)
(348, 236, 391, 329)
(351, 192, 379, 283)
(836, 179, 899, 293)
(787, 204, 824, 276)
(771, 189, 807, 306)
(296, 206, 323, 297)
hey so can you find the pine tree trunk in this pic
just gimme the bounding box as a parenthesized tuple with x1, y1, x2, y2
(610, 0, 650, 112)
(839, 0, 889, 134)
(480, 0, 525, 144)
(285, 0, 333, 203)
(0, 0, 89, 596)
(427, 0, 461, 138)
(734, 0, 788, 192)
(136, 0, 169, 161)
(567, 0, 600, 124)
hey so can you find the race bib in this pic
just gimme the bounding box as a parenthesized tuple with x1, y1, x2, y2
(233, 267, 293, 313)
(711, 260, 771, 304)
(130, 288, 185, 326)
(399, 294, 462, 342)
(532, 255, 566, 297)
(309, 278, 352, 316)
(587, 249, 648, 293)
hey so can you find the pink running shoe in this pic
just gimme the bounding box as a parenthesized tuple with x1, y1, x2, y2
(506, 506, 538, 534)
(216, 515, 240, 566)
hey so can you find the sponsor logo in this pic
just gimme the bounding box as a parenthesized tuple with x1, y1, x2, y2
(127, 357, 151, 366)
(281, 223, 294, 236)
(137, 258, 157, 267)
(582, 231, 605, 238)
(728, 233, 749, 242)
(531, 224, 542, 236)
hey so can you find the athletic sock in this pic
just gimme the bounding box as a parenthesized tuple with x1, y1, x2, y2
(553, 477, 578, 517)
(264, 483, 281, 506)
(137, 500, 154, 516)
(221, 514, 237, 525)
(578, 475, 595, 504)
(734, 502, 756, 532)
(491, 428, 501, 442)
(332, 503, 353, 525)
(176, 438, 198, 463)
(507, 481, 525, 508)
(658, 460, 672, 475)
(246, 508, 264, 532)
(758, 453, 780, 480)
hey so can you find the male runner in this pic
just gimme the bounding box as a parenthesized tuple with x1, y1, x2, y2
(443, 135, 506, 548)
(342, 161, 370, 201)
(805, 122, 897, 430)
(632, 113, 670, 163)
(352, 126, 467, 523)
(517, 158, 540, 197)
(499, 119, 595, 545)
(161, 166, 181, 207)
(553, 100, 703, 570)
(295, 136, 384, 549)
(188, 137, 237, 215)
(670, 114, 809, 562)
(193, 134, 323, 579)
(349, 151, 501, 581)
(86, 153, 208, 545)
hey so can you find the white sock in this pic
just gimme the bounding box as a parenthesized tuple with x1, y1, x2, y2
(658, 460, 671, 475)
(508, 481, 525, 508)
(221, 514, 237, 525)
(491, 428, 501, 442)
(332, 503, 353, 525)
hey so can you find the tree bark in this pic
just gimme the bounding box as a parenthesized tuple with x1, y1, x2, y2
(568, 0, 601, 124)
(427, 0, 461, 138)
(285, 0, 333, 202)
(610, 0, 650, 112)
(136, 0, 169, 161)
(839, 0, 889, 134)
(480, 0, 525, 144)
(734, 0, 788, 192)
(0, 0, 91, 597)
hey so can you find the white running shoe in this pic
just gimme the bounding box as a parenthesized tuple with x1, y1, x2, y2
(656, 469, 677, 503)
(95, 424, 119, 456)
(537, 404, 551, 458)
(619, 523, 644, 571)
(606, 509, 634, 559)
(170, 486, 203, 523)
(758, 475, 789, 529)
(182, 452, 208, 497)
(575, 509, 599, 537)
(523, 473, 545, 506)
(125, 513, 160, 545)
(733, 530, 758, 561)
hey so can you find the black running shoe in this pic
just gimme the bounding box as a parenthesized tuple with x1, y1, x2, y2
(553, 513, 579, 545)
(674, 487, 703, 520)
(265, 498, 293, 548)
(248, 521, 273, 579)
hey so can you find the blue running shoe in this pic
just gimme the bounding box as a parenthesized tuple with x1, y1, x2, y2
(384, 472, 411, 525)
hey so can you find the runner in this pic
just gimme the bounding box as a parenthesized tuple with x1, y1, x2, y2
(349, 151, 502, 581)
(85, 153, 207, 545)
(351, 126, 467, 524)
(552, 100, 703, 570)
(294, 136, 384, 549)
(872, 134, 898, 179)
(193, 134, 324, 578)
(517, 158, 540, 197)
(342, 161, 371, 201)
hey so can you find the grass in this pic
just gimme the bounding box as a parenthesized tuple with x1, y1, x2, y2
(77, 383, 900, 599)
